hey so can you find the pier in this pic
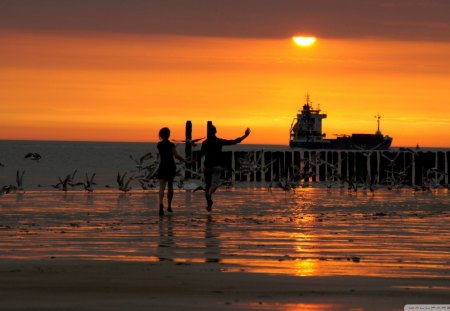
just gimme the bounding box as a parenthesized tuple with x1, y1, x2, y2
(187, 148, 449, 187)
(184, 121, 449, 188)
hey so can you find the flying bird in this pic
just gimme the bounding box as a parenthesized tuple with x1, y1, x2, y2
(117, 171, 132, 192)
(81, 173, 96, 192)
(24, 153, 42, 162)
(16, 170, 25, 191)
(173, 137, 205, 148)
(38, 171, 76, 191)
(71, 173, 97, 192)
(130, 152, 154, 172)
(58, 175, 72, 191)
(1, 185, 17, 195)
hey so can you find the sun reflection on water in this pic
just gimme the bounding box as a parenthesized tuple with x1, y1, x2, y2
(294, 258, 317, 276)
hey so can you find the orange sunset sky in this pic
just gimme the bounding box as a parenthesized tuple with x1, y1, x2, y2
(1, 0, 449, 147)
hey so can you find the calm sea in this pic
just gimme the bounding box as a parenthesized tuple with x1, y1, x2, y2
(0, 140, 449, 279)
(0, 140, 286, 190)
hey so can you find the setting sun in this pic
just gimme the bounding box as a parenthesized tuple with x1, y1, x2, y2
(292, 36, 316, 46)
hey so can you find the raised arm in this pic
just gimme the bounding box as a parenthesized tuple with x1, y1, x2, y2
(243, 128, 251, 139)
(222, 128, 251, 146)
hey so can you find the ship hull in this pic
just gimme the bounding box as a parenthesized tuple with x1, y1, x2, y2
(290, 134, 392, 150)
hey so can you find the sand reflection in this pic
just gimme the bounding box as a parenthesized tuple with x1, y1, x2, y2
(0, 189, 448, 279)
(205, 215, 221, 263)
(242, 303, 340, 311)
(157, 215, 175, 262)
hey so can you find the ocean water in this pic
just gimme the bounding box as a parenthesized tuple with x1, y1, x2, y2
(0, 140, 285, 190)
(1, 140, 449, 191)
(0, 141, 449, 279)
(0, 140, 157, 190)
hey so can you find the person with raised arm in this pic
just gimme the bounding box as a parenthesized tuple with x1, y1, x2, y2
(197, 125, 251, 211)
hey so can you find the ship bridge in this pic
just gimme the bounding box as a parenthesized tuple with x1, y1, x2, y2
(291, 96, 327, 142)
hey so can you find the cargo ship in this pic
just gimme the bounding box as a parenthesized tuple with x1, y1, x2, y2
(289, 95, 392, 150)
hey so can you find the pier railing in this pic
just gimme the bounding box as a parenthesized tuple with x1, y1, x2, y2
(187, 149, 449, 187)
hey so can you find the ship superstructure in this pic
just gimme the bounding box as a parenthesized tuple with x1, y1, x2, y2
(289, 95, 392, 150)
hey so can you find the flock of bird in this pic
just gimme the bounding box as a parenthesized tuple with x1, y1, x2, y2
(1, 149, 449, 195)
(1, 149, 186, 195)
(266, 150, 449, 193)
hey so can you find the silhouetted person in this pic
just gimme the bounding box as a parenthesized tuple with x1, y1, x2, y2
(157, 127, 191, 216)
(197, 125, 250, 211)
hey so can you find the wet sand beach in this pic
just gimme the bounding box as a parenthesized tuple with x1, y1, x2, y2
(0, 187, 449, 310)
(2, 260, 449, 311)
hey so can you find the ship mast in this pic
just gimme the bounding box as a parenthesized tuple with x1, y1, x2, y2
(375, 113, 381, 135)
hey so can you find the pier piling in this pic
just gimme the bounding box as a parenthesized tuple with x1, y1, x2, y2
(185, 121, 192, 179)
(187, 149, 449, 187)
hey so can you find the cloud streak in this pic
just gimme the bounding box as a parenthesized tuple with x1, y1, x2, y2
(1, 0, 449, 41)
